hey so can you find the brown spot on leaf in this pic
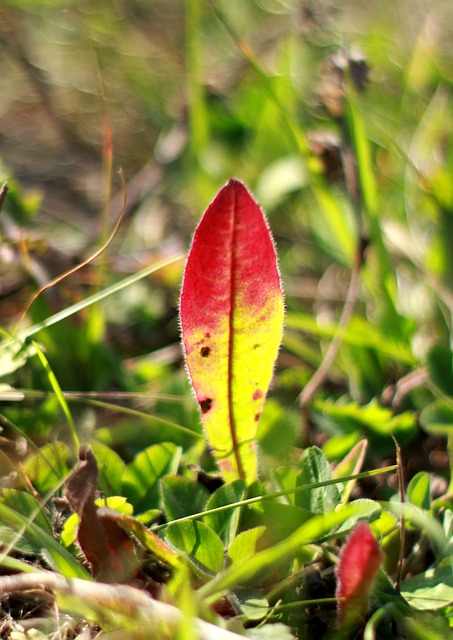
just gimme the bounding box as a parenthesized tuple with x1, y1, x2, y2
(253, 343, 260, 349)
(200, 346, 211, 357)
(254, 413, 261, 422)
(253, 389, 263, 400)
(199, 397, 213, 414)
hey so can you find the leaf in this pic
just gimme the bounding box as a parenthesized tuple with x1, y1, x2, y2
(227, 526, 267, 566)
(161, 475, 210, 521)
(166, 520, 224, 576)
(122, 442, 181, 512)
(180, 179, 284, 484)
(333, 439, 368, 504)
(0, 501, 90, 579)
(272, 466, 299, 505)
(420, 399, 453, 436)
(0, 338, 35, 378)
(316, 399, 416, 439)
(1, 489, 53, 535)
(400, 566, 453, 610)
(426, 344, 453, 397)
(261, 502, 313, 540)
(61, 496, 134, 548)
(89, 441, 126, 496)
(295, 447, 341, 514)
(199, 503, 368, 600)
(335, 499, 382, 535)
(22, 441, 70, 494)
(119, 515, 182, 570)
(0, 490, 54, 556)
(204, 479, 246, 547)
(65, 445, 141, 583)
(407, 472, 431, 511)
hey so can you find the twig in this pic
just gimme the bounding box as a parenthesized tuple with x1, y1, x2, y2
(15, 169, 128, 333)
(0, 182, 8, 213)
(0, 572, 246, 640)
(393, 435, 406, 591)
(299, 235, 368, 410)
(381, 366, 429, 410)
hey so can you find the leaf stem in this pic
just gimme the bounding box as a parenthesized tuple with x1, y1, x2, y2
(152, 465, 396, 532)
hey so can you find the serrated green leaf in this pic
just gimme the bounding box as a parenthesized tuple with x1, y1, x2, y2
(295, 447, 341, 514)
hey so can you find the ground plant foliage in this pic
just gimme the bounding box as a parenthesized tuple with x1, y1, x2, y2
(0, 0, 453, 638)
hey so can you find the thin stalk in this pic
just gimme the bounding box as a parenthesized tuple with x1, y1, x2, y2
(153, 465, 396, 532)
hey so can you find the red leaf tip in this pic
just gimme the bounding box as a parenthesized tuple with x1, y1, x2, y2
(336, 522, 383, 625)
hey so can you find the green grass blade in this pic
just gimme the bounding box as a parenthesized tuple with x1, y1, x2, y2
(9, 253, 184, 346)
(198, 503, 364, 601)
(0, 502, 91, 579)
(31, 340, 79, 454)
(153, 466, 395, 532)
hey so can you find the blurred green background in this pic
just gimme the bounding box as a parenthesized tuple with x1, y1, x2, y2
(1, 0, 453, 484)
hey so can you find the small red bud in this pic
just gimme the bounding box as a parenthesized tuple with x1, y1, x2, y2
(335, 522, 383, 626)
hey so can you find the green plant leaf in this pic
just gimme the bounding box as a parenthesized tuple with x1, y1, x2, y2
(122, 443, 181, 513)
(166, 520, 224, 575)
(89, 441, 126, 497)
(426, 344, 453, 397)
(261, 502, 314, 540)
(0, 502, 90, 579)
(61, 496, 134, 548)
(333, 439, 368, 504)
(400, 566, 453, 610)
(1, 489, 53, 534)
(0, 337, 36, 378)
(295, 447, 341, 514)
(204, 479, 246, 547)
(119, 514, 182, 570)
(407, 472, 431, 511)
(420, 399, 453, 436)
(199, 503, 366, 600)
(22, 441, 70, 495)
(162, 475, 210, 521)
(227, 526, 266, 566)
(31, 340, 79, 453)
(335, 499, 382, 536)
(316, 399, 417, 439)
(272, 466, 299, 505)
(180, 179, 284, 484)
